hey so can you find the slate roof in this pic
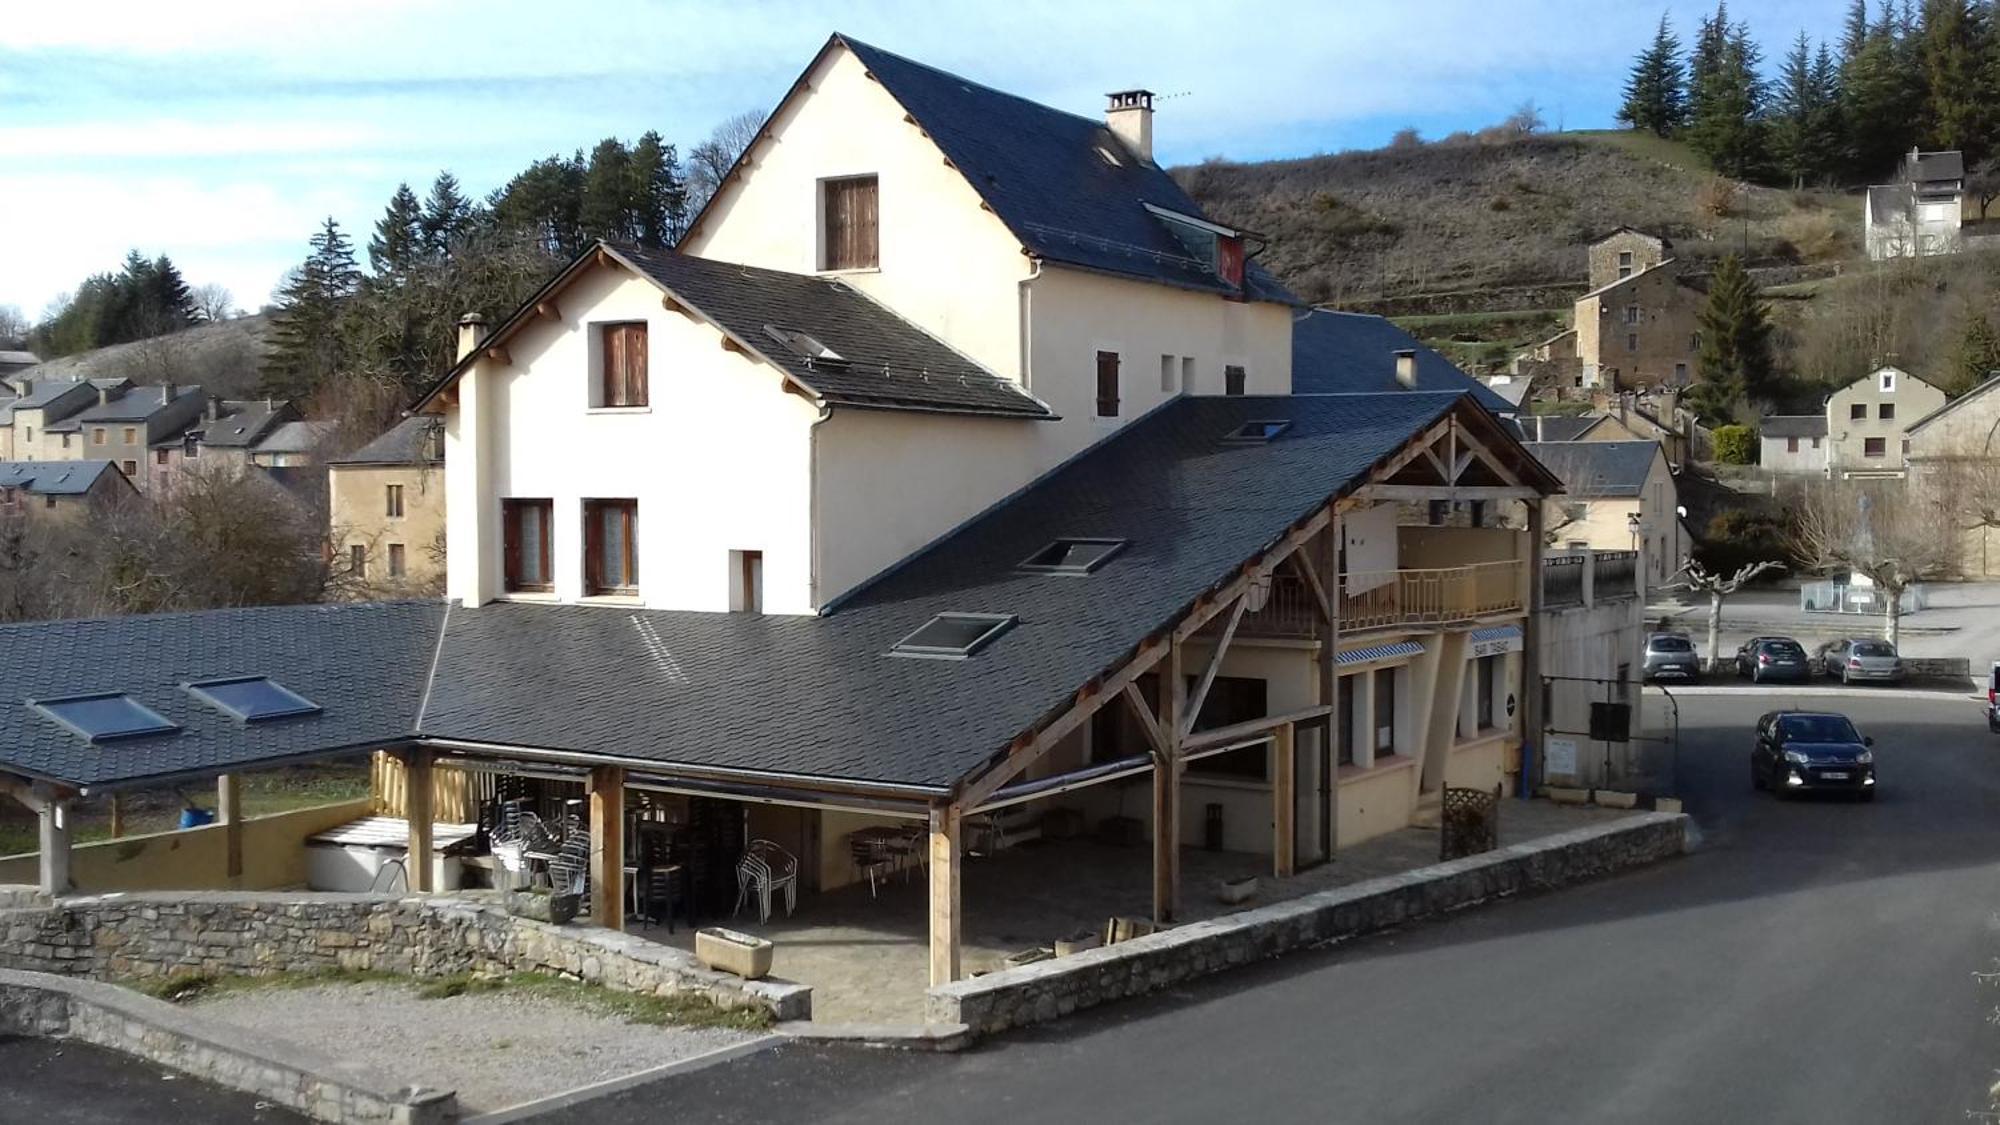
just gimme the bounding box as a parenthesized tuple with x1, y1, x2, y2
(421, 392, 1509, 790)
(5, 377, 115, 412)
(1523, 440, 1660, 498)
(72, 384, 202, 424)
(0, 602, 446, 789)
(1508, 415, 1604, 442)
(1761, 415, 1828, 439)
(1907, 149, 1964, 183)
(0, 460, 121, 496)
(611, 245, 1051, 418)
(331, 416, 444, 466)
(1291, 309, 1514, 413)
(834, 36, 1295, 305)
(254, 420, 334, 456)
(191, 400, 293, 448)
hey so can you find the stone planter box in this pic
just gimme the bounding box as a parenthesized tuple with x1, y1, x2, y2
(505, 890, 579, 925)
(695, 927, 773, 980)
(1217, 875, 1259, 905)
(1003, 947, 1053, 969)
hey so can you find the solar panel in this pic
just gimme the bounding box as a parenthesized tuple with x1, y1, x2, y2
(30, 693, 179, 743)
(185, 676, 322, 723)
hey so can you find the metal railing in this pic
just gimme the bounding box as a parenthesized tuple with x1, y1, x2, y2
(1593, 551, 1638, 601)
(1542, 554, 1585, 607)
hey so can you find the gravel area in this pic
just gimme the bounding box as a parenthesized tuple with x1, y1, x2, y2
(192, 982, 766, 1114)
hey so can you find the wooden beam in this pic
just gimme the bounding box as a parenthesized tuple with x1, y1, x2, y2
(1289, 551, 1333, 624)
(1121, 683, 1170, 760)
(38, 799, 70, 896)
(483, 345, 511, 365)
(662, 295, 699, 319)
(1449, 449, 1477, 482)
(1154, 639, 1185, 924)
(1521, 502, 1546, 795)
(404, 747, 434, 893)
(1357, 485, 1542, 502)
(721, 337, 749, 355)
(217, 774, 243, 882)
(108, 793, 125, 839)
(928, 805, 962, 986)
(1318, 521, 1341, 858)
(0, 776, 46, 814)
(1181, 595, 1249, 740)
(1450, 422, 1525, 487)
(589, 765, 626, 932)
(534, 299, 562, 321)
(1420, 444, 1451, 482)
(1272, 723, 1296, 878)
(1182, 704, 1336, 756)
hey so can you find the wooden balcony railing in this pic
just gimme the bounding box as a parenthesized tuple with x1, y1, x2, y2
(1235, 561, 1526, 638)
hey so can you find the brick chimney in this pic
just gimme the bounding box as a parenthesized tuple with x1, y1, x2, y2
(1105, 90, 1154, 163)
(457, 313, 488, 362)
(1394, 349, 1418, 388)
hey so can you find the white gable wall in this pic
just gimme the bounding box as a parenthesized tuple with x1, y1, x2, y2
(445, 264, 820, 613)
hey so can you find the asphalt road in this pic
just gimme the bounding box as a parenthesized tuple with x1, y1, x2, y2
(544, 691, 2000, 1125)
(0, 1036, 305, 1123)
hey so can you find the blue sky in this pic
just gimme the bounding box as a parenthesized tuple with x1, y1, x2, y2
(0, 0, 1846, 325)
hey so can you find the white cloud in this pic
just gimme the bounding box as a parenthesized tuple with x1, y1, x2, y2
(0, 120, 383, 161)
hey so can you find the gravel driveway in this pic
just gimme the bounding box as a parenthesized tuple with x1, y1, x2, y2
(193, 982, 767, 1114)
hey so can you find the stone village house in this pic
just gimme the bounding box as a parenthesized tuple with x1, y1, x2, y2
(1514, 229, 1703, 394)
(0, 36, 1626, 1008)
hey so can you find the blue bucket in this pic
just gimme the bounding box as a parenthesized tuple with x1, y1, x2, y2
(179, 807, 216, 829)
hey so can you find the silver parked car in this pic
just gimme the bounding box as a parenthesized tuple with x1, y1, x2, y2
(1643, 632, 1701, 681)
(1820, 637, 1905, 684)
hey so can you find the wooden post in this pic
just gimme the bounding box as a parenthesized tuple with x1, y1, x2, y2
(589, 765, 626, 931)
(1153, 639, 1185, 924)
(1272, 724, 1296, 877)
(1319, 520, 1342, 858)
(928, 805, 962, 987)
(1522, 503, 1546, 796)
(217, 773, 243, 882)
(108, 793, 125, 840)
(404, 747, 434, 892)
(38, 799, 71, 896)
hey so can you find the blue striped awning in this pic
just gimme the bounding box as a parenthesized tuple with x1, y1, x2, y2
(1337, 641, 1424, 666)
(1469, 625, 1523, 643)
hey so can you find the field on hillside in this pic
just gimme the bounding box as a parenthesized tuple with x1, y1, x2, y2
(1176, 133, 1858, 306)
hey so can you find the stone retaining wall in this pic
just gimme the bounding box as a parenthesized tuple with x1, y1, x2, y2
(928, 812, 1688, 1035)
(0, 967, 452, 1124)
(0, 892, 809, 1021)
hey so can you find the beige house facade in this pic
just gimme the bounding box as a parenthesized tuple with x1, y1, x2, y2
(1525, 440, 1683, 589)
(1825, 365, 1946, 477)
(1906, 374, 2000, 576)
(329, 417, 446, 597)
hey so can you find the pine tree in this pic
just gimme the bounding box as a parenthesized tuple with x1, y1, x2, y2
(491, 153, 586, 257)
(1950, 307, 2000, 395)
(1772, 32, 1845, 186)
(146, 255, 198, 326)
(1695, 254, 1776, 410)
(1686, 4, 1767, 179)
(369, 183, 426, 275)
(1843, 10, 1925, 176)
(419, 172, 474, 255)
(1918, 0, 1994, 161)
(628, 131, 688, 248)
(1842, 0, 1873, 62)
(579, 138, 637, 244)
(264, 218, 361, 399)
(1619, 13, 1687, 136)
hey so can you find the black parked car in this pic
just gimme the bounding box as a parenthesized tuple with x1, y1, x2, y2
(1750, 710, 1877, 799)
(1734, 637, 1811, 683)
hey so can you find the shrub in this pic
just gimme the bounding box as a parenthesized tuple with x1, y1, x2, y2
(1696, 175, 1739, 218)
(1712, 424, 1756, 464)
(1695, 509, 1791, 575)
(1489, 197, 1513, 211)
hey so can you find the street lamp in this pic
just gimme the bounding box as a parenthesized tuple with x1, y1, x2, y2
(1627, 511, 1641, 553)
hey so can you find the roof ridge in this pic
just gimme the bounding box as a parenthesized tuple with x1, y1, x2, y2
(834, 33, 1113, 134)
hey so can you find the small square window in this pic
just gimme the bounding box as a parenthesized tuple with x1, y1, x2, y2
(1626, 333, 1638, 352)
(30, 692, 179, 742)
(503, 499, 553, 592)
(1224, 365, 1246, 396)
(350, 543, 366, 575)
(1019, 538, 1127, 575)
(891, 613, 1017, 659)
(185, 676, 321, 723)
(1850, 403, 1866, 421)
(123, 427, 136, 444)
(154, 449, 168, 465)
(1864, 437, 1886, 457)
(1224, 420, 1290, 443)
(1880, 371, 1896, 392)
(584, 498, 639, 595)
(1879, 403, 1895, 421)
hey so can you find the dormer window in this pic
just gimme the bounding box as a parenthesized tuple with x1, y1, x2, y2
(1880, 370, 1896, 393)
(821, 175, 879, 271)
(1225, 420, 1290, 443)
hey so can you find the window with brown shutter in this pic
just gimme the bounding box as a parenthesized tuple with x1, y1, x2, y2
(1095, 351, 1120, 417)
(822, 175, 879, 270)
(599, 323, 648, 407)
(583, 499, 639, 596)
(502, 499, 553, 592)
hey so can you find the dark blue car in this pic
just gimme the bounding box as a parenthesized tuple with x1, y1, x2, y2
(1750, 711, 1876, 800)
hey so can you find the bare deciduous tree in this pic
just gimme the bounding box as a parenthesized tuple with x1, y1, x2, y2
(1669, 559, 1786, 667)
(685, 110, 764, 216)
(1786, 479, 1956, 647)
(191, 283, 236, 322)
(0, 304, 28, 347)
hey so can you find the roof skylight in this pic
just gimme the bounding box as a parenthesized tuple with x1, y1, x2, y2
(1019, 538, 1127, 575)
(29, 692, 179, 743)
(891, 613, 1018, 659)
(1225, 420, 1291, 443)
(765, 325, 847, 367)
(185, 676, 322, 723)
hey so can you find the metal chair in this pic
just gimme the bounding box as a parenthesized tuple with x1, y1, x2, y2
(848, 833, 893, 898)
(545, 825, 592, 898)
(732, 839, 798, 924)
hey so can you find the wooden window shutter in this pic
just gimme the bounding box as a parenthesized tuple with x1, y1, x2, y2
(584, 503, 604, 592)
(1096, 351, 1120, 418)
(502, 503, 521, 586)
(627, 324, 648, 405)
(823, 176, 878, 270)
